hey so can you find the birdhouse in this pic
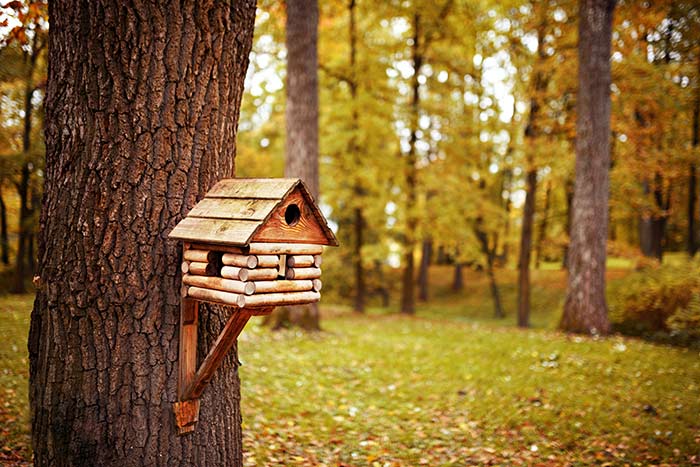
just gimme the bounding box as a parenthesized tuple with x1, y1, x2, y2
(169, 178, 338, 434)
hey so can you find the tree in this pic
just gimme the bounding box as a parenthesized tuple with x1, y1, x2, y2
(276, 0, 322, 329)
(560, 0, 616, 334)
(28, 1, 257, 465)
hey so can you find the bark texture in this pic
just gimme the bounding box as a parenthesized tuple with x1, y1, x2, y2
(560, 0, 615, 335)
(28, 2, 256, 466)
(280, 0, 321, 330)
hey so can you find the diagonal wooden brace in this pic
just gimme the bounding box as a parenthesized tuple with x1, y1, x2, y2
(174, 298, 273, 435)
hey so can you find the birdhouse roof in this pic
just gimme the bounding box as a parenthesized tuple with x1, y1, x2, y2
(169, 178, 338, 247)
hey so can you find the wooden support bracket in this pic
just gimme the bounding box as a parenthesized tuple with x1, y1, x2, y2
(174, 297, 273, 435)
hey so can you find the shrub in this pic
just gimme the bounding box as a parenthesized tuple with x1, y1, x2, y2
(608, 260, 700, 343)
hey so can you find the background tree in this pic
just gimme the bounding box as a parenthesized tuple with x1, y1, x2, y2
(28, 1, 257, 465)
(270, 0, 322, 330)
(560, 0, 616, 334)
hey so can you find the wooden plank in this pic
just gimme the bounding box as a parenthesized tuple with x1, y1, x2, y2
(221, 266, 279, 281)
(221, 253, 258, 268)
(183, 274, 255, 295)
(285, 267, 321, 280)
(248, 242, 323, 255)
(238, 291, 320, 308)
(184, 311, 253, 400)
(178, 299, 199, 399)
(187, 286, 245, 307)
(169, 217, 260, 245)
(206, 178, 298, 199)
(252, 188, 335, 245)
(252, 279, 314, 294)
(191, 243, 246, 254)
(173, 399, 200, 435)
(188, 197, 278, 221)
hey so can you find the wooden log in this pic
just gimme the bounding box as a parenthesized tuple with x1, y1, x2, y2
(238, 291, 321, 308)
(287, 255, 314, 268)
(183, 274, 255, 295)
(183, 249, 217, 263)
(285, 267, 321, 280)
(222, 253, 258, 268)
(256, 255, 281, 268)
(181, 285, 189, 298)
(248, 242, 323, 255)
(252, 279, 313, 294)
(313, 254, 322, 267)
(181, 261, 190, 274)
(187, 286, 245, 307)
(312, 279, 322, 292)
(221, 266, 279, 282)
(188, 262, 218, 276)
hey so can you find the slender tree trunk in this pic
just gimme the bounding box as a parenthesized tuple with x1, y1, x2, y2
(11, 163, 30, 293)
(563, 177, 574, 268)
(0, 185, 8, 265)
(518, 168, 537, 328)
(689, 53, 699, 256)
(535, 181, 551, 268)
(349, 0, 366, 313)
(452, 263, 463, 291)
(475, 221, 504, 318)
(278, 0, 321, 329)
(561, 0, 615, 335)
(517, 4, 547, 328)
(417, 237, 432, 301)
(12, 73, 35, 293)
(28, 3, 256, 466)
(400, 13, 422, 315)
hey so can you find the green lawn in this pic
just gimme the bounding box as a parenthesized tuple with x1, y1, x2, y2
(1, 270, 699, 466)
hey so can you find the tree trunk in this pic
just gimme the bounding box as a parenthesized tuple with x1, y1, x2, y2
(417, 237, 432, 301)
(28, 2, 257, 466)
(475, 221, 504, 318)
(517, 4, 547, 328)
(535, 181, 551, 268)
(349, 0, 366, 313)
(563, 177, 574, 268)
(400, 13, 421, 315)
(0, 185, 8, 265)
(517, 168, 537, 328)
(689, 52, 699, 256)
(11, 162, 30, 293)
(560, 0, 615, 335)
(452, 263, 463, 291)
(277, 0, 321, 330)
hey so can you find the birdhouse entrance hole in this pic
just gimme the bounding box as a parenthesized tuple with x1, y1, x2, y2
(285, 204, 301, 226)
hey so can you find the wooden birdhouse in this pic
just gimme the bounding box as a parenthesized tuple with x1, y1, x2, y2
(169, 178, 338, 434)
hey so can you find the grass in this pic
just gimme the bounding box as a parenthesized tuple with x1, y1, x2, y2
(0, 294, 33, 465)
(1, 268, 699, 466)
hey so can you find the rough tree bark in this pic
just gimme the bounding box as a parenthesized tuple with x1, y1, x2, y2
(400, 13, 421, 315)
(560, 0, 616, 335)
(28, 2, 256, 466)
(276, 0, 321, 330)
